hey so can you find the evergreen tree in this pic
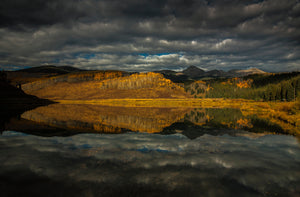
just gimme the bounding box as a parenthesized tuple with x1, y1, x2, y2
(286, 83, 294, 101)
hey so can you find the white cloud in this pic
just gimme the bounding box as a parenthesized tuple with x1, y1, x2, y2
(215, 39, 233, 50)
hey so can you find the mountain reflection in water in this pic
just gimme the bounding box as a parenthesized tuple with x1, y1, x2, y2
(1, 104, 300, 196)
(0, 103, 293, 138)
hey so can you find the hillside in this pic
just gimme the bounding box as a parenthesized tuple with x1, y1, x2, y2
(17, 65, 84, 74)
(6, 65, 86, 85)
(0, 71, 53, 106)
(22, 70, 126, 92)
(23, 72, 191, 100)
(185, 72, 300, 101)
(233, 68, 266, 76)
(0, 72, 54, 132)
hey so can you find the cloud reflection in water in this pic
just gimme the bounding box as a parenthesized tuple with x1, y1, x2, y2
(0, 131, 299, 196)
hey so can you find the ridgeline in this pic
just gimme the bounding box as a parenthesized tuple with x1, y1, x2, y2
(21, 71, 191, 100)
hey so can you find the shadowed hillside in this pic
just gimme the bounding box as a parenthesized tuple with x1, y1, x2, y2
(155, 66, 267, 82)
(0, 71, 54, 132)
(23, 72, 191, 100)
(0, 70, 54, 107)
(6, 65, 86, 85)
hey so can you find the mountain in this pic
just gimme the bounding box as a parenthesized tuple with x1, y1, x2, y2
(16, 65, 84, 74)
(7, 65, 267, 86)
(182, 65, 205, 78)
(154, 70, 189, 82)
(155, 65, 206, 82)
(155, 66, 267, 81)
(154, 69, 177, 75)
(228, 68, 266, 77)
(204, 69, 227, 77)
(235, 68, 266, 76)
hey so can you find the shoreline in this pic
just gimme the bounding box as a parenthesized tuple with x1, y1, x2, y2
(55, 98, 256, 108)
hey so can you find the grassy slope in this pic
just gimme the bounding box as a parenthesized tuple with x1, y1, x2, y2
(24, 72, 191, 100)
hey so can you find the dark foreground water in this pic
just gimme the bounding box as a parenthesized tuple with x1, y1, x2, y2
(0, 104, 300, 197)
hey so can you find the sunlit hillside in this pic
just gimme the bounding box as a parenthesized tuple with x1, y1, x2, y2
(22, 70, 126, 91)
(23, 72, 191, 100)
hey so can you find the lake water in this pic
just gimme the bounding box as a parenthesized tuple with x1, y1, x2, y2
(1, 104, 300, 197)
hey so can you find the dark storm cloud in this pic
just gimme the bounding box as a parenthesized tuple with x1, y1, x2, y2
(0, 0, 88, 29)
(0, 0, 299, 71)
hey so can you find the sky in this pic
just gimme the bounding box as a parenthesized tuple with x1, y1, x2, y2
(0, 0, 299, 72)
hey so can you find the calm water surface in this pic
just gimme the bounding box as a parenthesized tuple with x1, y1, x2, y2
(0, 104, 299, 197)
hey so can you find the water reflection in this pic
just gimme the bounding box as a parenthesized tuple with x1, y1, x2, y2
(2, 103, 294, 137)
(0, 131, 299, 196)
(1, 104, 300, 196)
(20, 104, 191, 134)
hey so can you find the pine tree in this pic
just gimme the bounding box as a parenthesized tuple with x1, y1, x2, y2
(286, 83, 294, 101)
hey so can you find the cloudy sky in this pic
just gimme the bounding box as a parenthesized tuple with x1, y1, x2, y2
(0, 0, 299, 72)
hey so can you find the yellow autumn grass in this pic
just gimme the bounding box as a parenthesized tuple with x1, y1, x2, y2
(56, 98, 257, 108)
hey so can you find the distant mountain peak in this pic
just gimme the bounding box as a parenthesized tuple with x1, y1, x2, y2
(236, 67, 266, 74)
(182, 66, 206, 78)
(155, 66, 269, 82)
(247, 67, 265, 72)
(184, 65, 204, 71)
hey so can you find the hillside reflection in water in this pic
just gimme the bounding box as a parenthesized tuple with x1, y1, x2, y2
(19, 104, 191, 134)
(5, 103, 294, 137)
(1, 104, 300, 196)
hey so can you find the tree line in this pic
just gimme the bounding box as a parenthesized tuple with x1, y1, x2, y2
(185, 72, 300, 101)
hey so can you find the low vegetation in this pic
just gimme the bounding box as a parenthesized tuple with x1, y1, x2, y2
(185, 72, 300, 101)
(22, 70, 126, 92)
(23, 72, 190, 100)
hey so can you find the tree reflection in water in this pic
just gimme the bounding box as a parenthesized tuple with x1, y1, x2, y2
(9, 104, 294, 138)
